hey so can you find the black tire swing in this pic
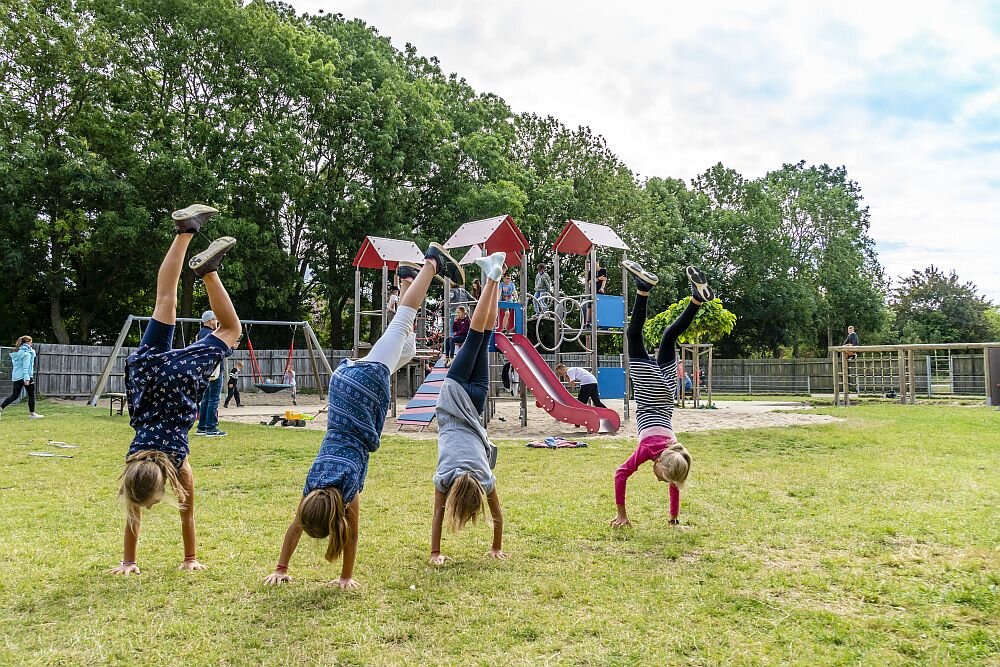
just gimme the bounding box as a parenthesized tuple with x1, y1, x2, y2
(244, 324, 297, 393)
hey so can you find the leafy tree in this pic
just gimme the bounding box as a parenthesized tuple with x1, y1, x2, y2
(643, 298, 737, 350)
(891, 266, 994, 343)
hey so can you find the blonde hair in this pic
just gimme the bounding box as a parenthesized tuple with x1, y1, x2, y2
(654, 443, 691, 488)
(297, 487, 351, 562)
(119, 450, 186, 527)
(443, 474, 487, 533)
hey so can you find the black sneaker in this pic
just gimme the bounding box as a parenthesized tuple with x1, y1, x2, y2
(686, 266, 715, 302)
(397, 261, 420, 281)
(425, 243, 465, 286)
(189, 237, 237, 277)
(172, 204, 219, 234)
(622, 260, 659, 292)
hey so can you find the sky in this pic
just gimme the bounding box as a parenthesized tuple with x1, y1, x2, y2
(292, 0, 1000, 301)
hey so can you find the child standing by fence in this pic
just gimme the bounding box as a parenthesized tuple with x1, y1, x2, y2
(429, 251, 508, 565)
(110, 204, 240, 575)
(263, 244, 464, 588)
(610, 263, 714, 528)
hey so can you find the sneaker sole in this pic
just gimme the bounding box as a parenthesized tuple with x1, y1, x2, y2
(686, 266, 715, 301)
(427, 243, 465, 285)
(172, 204, 219, 220)
(622, 260, 659, 286)
(189, 237, 237, 271)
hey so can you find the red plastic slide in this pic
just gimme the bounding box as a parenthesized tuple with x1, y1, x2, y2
(494, 333, 621, 434)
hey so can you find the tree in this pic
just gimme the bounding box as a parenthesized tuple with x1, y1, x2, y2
(643, 298, 737, 350)
(891, 266, 994, 343)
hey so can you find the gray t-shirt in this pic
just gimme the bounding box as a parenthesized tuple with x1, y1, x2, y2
(433, 379, 496, 494)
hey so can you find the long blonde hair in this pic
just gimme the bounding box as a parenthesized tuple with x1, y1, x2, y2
(297, 487, 351, 562)
(443, 473, 487, 533)
(119, 450, 186, 526)
(654, 443, 691, 487)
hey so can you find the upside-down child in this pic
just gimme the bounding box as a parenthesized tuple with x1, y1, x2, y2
(264, 244, 464, 588)
(429, 251, 509, 565)
(610, 263, 715, 528)
(110, 204, 240, 575)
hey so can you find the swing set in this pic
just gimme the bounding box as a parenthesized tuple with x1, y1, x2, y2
(88, 316, 334, 405)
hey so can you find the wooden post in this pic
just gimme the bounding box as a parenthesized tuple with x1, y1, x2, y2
(907, 349, 916, 404)
(832, 349, 840, 406)
(88, 315, 134, 406)
(841, 350, 850, 406)
(302, 323, 326, 403)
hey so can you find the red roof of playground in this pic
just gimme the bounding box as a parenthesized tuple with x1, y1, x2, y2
(352, 236, 425, 270)
(552, 220, 629, 255)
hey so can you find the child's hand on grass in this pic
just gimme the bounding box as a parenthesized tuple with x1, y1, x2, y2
(485, 548, 508, 561)
(263, 572, 292, 586)
(109, 563, 140, 576)
(429, 553, 450, 566)
(333, 577, 359, 590)
(609, 514, 632, 528)
(178, 559, 207, 572)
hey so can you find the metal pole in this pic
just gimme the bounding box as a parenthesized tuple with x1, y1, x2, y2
(622, 250, 629, 420)
(353, 269, 361, 358)
(88, 315, 134, 406)
(589, 246, 598, 378)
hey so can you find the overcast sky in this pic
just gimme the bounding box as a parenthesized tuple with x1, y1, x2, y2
(292, 0, 1000, 301)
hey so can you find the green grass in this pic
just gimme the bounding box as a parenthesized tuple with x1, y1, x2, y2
(2, 402, 998, 666)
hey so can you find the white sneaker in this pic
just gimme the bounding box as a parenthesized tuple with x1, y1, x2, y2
(29, 412, 44, 419)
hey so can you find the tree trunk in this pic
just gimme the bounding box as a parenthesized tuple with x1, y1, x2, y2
(49, 293, 70, 344)
(180, 264, 195, 319)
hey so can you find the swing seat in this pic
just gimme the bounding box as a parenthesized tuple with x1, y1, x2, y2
(255, 383, 292, 394)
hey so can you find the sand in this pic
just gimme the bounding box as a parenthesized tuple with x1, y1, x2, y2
(217, 394, 841, 440)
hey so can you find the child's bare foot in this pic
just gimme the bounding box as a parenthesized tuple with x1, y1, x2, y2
(178, 559, 207, 572)
(109, 563, 141, 576)
(485, 548, 508, 560)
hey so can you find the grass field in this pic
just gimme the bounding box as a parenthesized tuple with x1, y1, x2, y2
(1, 402, 998, 666)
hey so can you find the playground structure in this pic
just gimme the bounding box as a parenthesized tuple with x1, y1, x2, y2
(88, 316, 332, 406)
(385, 216, 634, 434)
(830, 342, 1000, 406)
(679, 343, 714, 408)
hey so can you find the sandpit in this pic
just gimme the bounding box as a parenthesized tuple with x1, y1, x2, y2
(218, 395, 841, 440)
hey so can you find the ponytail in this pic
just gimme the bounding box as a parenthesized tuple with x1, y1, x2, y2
(297, 487, 352, 562)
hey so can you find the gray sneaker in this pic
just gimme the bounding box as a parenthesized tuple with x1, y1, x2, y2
(189, 237, 237, 277)
(172, 204, 219, 234)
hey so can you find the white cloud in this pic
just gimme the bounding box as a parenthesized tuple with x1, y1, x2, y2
(293, 0, 1000, 301)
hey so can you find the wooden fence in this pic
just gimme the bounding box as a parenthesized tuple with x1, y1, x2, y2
(2, 345, 986, 400)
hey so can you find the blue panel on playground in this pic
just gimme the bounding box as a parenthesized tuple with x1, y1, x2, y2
(598, 367, 626, 399)
(596, 295, 625, 329)
(489, 303, 524, 352)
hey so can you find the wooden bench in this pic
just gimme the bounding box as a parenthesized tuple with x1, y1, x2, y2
(104, 392, 127, 416)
